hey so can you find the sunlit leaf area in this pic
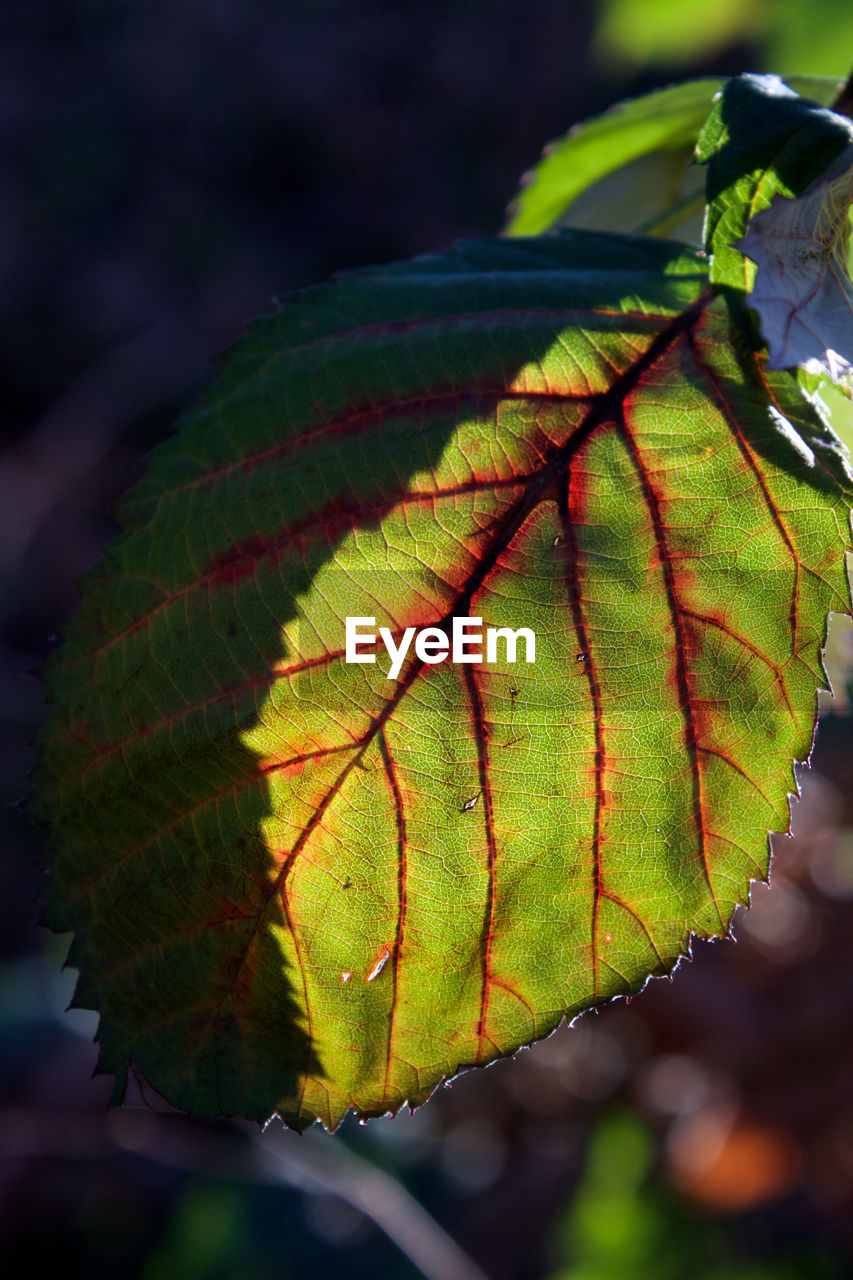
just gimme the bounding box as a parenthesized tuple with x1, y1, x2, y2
(6, 3, 853, 1278)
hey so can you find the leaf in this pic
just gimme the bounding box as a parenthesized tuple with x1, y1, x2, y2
(696, 73, 853, 291)
(505, 80, 723, 239)
(36, 231, 853, 1130)
(504, 76, 841, 243)
(592, 0, 763, 71)
(738, 144, 853, 379)
(766, 4, 853, 81)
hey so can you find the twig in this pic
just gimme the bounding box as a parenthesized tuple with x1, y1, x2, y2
(255, 1121, 491, 1280)
(0, 1107, 491, 1280)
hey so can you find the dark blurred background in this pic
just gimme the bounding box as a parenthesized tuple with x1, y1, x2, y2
(5, 3, 853, 1277)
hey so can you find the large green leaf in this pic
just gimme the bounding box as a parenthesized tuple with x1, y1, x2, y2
(37, 231, 853, 1129)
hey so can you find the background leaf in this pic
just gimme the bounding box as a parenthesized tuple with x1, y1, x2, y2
(505, 76, 842, 244)
(37, 231, 853, 1129)
(505, 80, 723, 238)
(591, 0, 853, 85)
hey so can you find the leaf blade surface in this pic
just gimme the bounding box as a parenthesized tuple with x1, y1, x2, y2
(37, 233, 853, 1128)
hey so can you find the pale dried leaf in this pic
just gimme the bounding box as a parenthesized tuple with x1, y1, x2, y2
(738, 145, 853, 380)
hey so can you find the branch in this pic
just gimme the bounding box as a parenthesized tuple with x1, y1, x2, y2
(0, 1106, 490, 1280)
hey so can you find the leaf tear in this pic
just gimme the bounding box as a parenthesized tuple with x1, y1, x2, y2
(767, 406, 815, 467)
(366, 948, 390, 984)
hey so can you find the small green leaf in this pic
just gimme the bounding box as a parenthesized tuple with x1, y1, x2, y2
(505, 77, 842, 244)
(505, 80, 723, 238)
(36, 229, 853, 1129)
(696, 73, 853, 292)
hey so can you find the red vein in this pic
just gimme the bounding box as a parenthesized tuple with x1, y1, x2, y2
(70, 472, 532, 673)
(179, 647, 446, 1083)
(198, 743, 376, 1091)
(278, 856, 314, 1115)
(100, 910, 257, 986)
(599, 889, 665, 965)
(76, 740, 361, 898)
(151, 384, 599, 509)
(143, 305, 679, 508)
(680, 608, 797, 725)
(687, 328, 804, 656)
(378, 728, 407, 1101)
(67, 617, 454, 788)
(463, 665, 498, 1061)
(66, 651, 347, 786)
(618, 406, 725, 928)
(751, 355, 853, 498)
(258, 740, 360, 776)
(707, 830, 767, 879)
(559, 460, 606, 996)
(488, 973, 535, 1020)
(64, 294, 709, 711)
(60, 310, 696, 679)
(697, 743, 774, 807)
